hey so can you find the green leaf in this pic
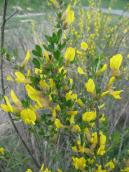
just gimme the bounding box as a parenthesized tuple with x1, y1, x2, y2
(22, 98, 30, 108)
(32, 45, 42, 57)
(56, 29, 62, 43)
(45, 35, 52, 42)
(58, 41, 66, 50)
(53, 50, 60, 60)
(35, 45, 42, 56)
(32, 58, 40, 68)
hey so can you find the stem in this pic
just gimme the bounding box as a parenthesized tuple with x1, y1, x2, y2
(0, 0, 40, 169)
(95, 103, 104, 169)
(0, 0, 7, 96)
(95, 103, 100, 147)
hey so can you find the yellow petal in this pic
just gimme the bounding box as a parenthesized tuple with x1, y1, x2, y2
(1, 104, 12, 112)
(20, 108, 36, 125)
(64, 5, 75, 25)
(10, 90, 21, 106)
(77, 67, 85, 75)
(82, 111, 96, 122)
(96, 64, 107, 76)
(21, 50, 31, 67)
(110, 90, 123, 100)
(39, 80, 49, 90)
(85, 78, 95, 94)
(64, 47, 75, 63)
(81, 42, 88, 50)
(15, 71, 30, 84)
(54, 119, 63, 129)
(110, 54, 123, 75)
(6, 75, 13, 81)
(4, 96, 13, 112)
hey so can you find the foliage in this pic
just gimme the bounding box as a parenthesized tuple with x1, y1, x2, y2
(1, 0, 129, 171)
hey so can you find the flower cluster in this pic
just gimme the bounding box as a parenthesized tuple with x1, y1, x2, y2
(1, 0, 129, 171)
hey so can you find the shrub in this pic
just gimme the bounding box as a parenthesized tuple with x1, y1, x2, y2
(1, 0, 129, 171)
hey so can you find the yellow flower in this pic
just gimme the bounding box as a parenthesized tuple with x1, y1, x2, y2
(65, 91, 77, 101)
(97, 145, 106, 156)
(1, 90, 21, 113)
(98, 104, 105, 110)
(21, 50, 30, 67)
(77, 67, 85, 75)
(58, 66, 67, 75)
(25, 84, 40, 103)
(10, 90, 22, 106)
(54, 119, 63, 129)
(67, 111, 78, 124)
(49, 78, 56, 90)
(52, 109, 56, 118)
(6, 75, 13, 81)
(72, 146, 77, 152)
(67, 110, 78, 116)
(107, 76, 116, 89)
(20, 108, 36, 125)
(57, 169, 62, 172)
(96, 133, 106, 156)
(76, 50, 83, 56)
(69, 78, 73, 85)
(78, 145, 85, 153)
(26, 169, 32, 172)
(27, 69, 31, 77)
(110, 90, 123, 100)
(64, 47, 75, 63)
(91, 131, 106, 146)
(90, 132, 97, 145)
(72, 157, 86, 170)
(87, 158, 94, 165)
(105, 160, 115, 169)
(110, 54, 123, 75)
(81, 42, 88, 50)
(25, 84, 49, 108)
(52, 105, 61, 119)
(55, 104, 61, 112)
(40, 164, 51, 172)
(34, 68, 42, 75)
(64, 5, 75, 25)
(1, 96, 13, 112)
(95, 165, 107, 172)
(121, 167, 129, 172)
(39, 80, 49, 90)
(101, 91, 109, 97)
(100, 132, 106, 145)
(0, 147, 5, 155)
(15, 71, 30, 84)
(96, 64, 107, 76)
(71, 125, 81, 133)
(82, 111, 96, 122)
(100, 114, 106, 122)
(85, 78, 95, 94)
(76, 98, 84, 107)
(49, 0, 59, 8)
(44, 50, 50, 62)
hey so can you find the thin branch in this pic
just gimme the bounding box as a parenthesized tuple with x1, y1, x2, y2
(95, 103, 104, 169)
(6, 10, 18, 22)
(0, 0, 8, 96)
(0, 0, 40, 169)
(95, 103, 100, 147)
(8, 115, 40, 168)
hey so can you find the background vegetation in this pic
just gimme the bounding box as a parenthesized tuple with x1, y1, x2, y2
(0, 0, 129, 171)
